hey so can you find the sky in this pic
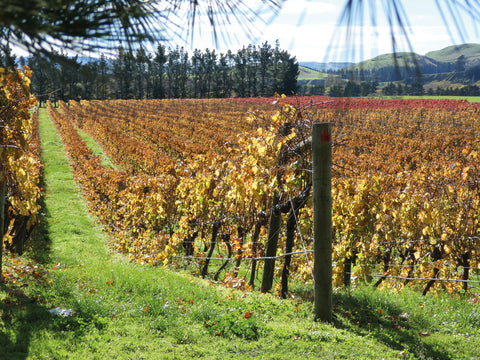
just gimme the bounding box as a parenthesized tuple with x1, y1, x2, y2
(178, 0, 480, 63)
(9, 0, 479, 63)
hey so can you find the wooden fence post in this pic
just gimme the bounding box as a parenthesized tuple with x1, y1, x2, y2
(312, 123, 332, 322)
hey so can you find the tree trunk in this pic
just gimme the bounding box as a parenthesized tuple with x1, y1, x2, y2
(374, 249, 391, 287)
(422, 246, 443, 296)
(460, 251, 471, 292)
(233, 226, 245, 277)
(201, 221, 220, 278)
(183, 231, 198, 258)
(261, 194, 282, 293)
(249, 219, 264, 288)
(214, 234, 232, 281)
(280, 208, 296, 299)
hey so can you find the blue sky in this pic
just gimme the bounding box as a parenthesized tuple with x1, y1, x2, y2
(180, 0, 479, 63)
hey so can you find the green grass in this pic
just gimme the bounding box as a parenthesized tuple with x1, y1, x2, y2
(378, 95, 480, 103)
(76, 128, 119, 170)
(298, 66, 328, 81)
(426, 44, 480, 64)
(404, 95, 480, 102)
(1, 108, 480, 359)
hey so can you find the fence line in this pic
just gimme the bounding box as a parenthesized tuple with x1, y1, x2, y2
(290, 196, 314, 278)
(376, 236, 480, 246)
(331, 120, 480, 136)
(183, 237, 480, 249)
(174, 249, 480, 288)
(382, 264, 480, 270)
(179, 232, 480, 261)
(174, 250, 314, 262)
(175, 251, 480, 272)
(369, 274, 480, 284)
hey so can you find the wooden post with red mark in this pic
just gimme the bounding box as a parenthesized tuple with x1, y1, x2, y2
(312, 122, 332, 322)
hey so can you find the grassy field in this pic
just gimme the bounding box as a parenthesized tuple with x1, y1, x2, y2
(1, 108, 480, 359)
(379, 95, 480, 102)
(298, 66, 328, 81)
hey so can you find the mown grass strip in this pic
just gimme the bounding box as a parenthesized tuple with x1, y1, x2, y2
(76, 128, 119, 170)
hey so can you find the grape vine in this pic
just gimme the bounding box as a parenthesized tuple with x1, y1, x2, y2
(0, 66, 41, 278)
(47, 95, 480, 294)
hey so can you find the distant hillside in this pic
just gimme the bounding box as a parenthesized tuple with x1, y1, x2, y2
(343, 52, 445, 82)
(297, 66, 330, 95)
(350, 52, 439, 72)
(335, 44, 480, 86)
(425, 44, 480, 65)
(299, 62, 353, 72)
(299, 43, 480, 95)
(298, 66, 327, 81)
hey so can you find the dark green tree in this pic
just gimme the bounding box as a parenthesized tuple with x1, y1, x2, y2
(191, 49, 204, 98)
(328, 83, 344, 97)
(279, 52, 299, 95)
(112, 47, 135, 99)
(344, 80, 360, 97)
(81, 60, 98, 100)
(383, 82, 396, 96)
(234, 47, 248, 97)
(27, 52, 62, 105)
(134, 47, 150, 99)
(203, 49, 218, 98)
(245, 45, 258, 97)
(97, 55, 111, 100)
(455, 55, 467, 73)
(218, 52, 233, 97)
(396, 83, 404, 95)
(258, 42, 273, 96)
(0, 45, 16, 67)
(152, 44, 167, 99)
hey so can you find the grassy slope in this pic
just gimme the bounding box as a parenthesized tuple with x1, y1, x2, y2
(425, 43, 480, 64)
(1, 108, 479, 359)
(344, 44, 480, 89)
(350, 52, 428, 72)
(298, 66, 328, 81)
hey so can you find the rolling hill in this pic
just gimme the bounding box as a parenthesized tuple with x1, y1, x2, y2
(425, 43, 480, 65)
(299, 43, 480, 91)
(297, 66, 332, 94)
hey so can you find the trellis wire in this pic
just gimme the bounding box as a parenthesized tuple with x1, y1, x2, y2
(174, 249, 314, 262)
(369, 274, 480, 284)
(289, 195, 314, 279)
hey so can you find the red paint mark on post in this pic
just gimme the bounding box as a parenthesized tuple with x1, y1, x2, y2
(321, 129, 331, 142)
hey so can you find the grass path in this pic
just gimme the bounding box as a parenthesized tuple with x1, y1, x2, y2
(1, 108, 480, 359)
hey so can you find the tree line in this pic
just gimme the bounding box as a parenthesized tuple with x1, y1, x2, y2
(1, 41, 298, 105)
(383, 82, 480, 97)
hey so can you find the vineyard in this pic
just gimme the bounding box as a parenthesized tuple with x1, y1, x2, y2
(39, 95, 480, 297)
